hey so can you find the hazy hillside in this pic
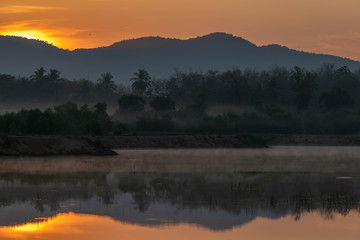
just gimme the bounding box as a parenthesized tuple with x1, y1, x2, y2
(0, 33, 359, 83)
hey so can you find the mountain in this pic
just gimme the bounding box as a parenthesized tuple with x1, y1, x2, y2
(0, 32, 359, 83)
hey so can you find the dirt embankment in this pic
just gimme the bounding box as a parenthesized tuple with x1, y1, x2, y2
(90, 134, 268, 149)
(0, 137, 117, 156)
(91, 134, 360, 149)
(0, 135, 267, 157)
(269, 135, 360, 146)
(1, 134, 359, 157)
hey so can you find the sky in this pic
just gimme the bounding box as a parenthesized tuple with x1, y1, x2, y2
(0, 0, 359, 60)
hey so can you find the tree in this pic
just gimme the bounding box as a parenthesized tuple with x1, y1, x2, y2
(220, 69, 250, 104)
(319, 88, 354, 111)
(290, 66, 317, 112)
(30, 67, 47, 82)
(150, 96, 175, 111)
(187, 93, 207, 114)
(147, 79, 168, 97)
(130, 69, 151, 96)
(48, 69, 63, 83)
(118, 94, 146, 112)
(136, 114, 174, 132)
(97, 73, 117, 93)
(92, 102, 112, 134)
(333, 66, 360, 100)
(264, 74, 280, 103)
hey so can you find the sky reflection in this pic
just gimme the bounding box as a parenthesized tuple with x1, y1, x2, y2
(1, 212, 360, 240)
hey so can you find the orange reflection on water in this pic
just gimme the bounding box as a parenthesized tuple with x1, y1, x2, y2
(1, 212, 360, 240)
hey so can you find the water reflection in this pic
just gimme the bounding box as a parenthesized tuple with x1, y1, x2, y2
(1, 211, 360, 240)
(0, 172, 360, 230)
(1, 147, 360, 238)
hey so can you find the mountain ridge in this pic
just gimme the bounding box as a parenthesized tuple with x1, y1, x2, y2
(0, 32, 358, 83)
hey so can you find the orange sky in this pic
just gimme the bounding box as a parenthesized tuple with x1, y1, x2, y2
(0, 0, 360, 60)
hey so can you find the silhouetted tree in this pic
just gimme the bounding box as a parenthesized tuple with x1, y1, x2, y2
(187, 94, 207, 114)
(136, 114, 174, 131)
(147, 79, 169, 97)
(291, 66, 317, 112)
(130, 69, 151, 96)
(118, 94, 146, 112)
(220, 69, 250, 104)
(333, 66, 360, 101)
(319, 88, 354, 111)
(264, 75, 280, 103)
(30, 67, 47, 82)
(97, 73, 117, 93)
(93, 102, 108, 116)
(48, 69, 63, 83)
(150, 96, 175, 111)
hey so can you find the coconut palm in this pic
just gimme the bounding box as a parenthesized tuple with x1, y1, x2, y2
(48, 69, 64, 83)
(130, 69, 151, 96)
(30, 67, 46, 82)
(97, 72, 117, 93)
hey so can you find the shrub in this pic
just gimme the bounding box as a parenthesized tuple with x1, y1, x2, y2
(136, 114, 174, 131)
(150, 96, 175, 111)
(113, 122, 128, 135)
(118, 94, 146, 112)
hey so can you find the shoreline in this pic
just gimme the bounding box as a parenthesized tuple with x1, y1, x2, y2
(267, 134, 360, 146)
(0, 136, 117, 156)
(91, 134, 360, 149)
(1, 134, 360, 157)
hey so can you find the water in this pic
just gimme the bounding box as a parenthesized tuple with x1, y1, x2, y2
(1, 147, 360, 239)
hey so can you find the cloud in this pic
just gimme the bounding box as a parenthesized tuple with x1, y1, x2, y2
(0, 5, 65, 14)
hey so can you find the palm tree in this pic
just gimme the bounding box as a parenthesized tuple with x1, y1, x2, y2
(48, 69, 64, 83)
(97, 72, 117, 93)
(30, 67, 47, 82)
(130, 69, 151, 96)
(46, 69, 64, 98)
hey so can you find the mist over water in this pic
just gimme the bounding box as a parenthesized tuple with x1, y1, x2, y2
(1, 146, 360, 174)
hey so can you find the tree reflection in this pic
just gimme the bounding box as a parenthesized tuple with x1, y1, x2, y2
(0, 172, 360, 221)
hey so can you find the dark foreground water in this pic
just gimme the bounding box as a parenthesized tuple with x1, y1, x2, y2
(1, 147, 360, 239)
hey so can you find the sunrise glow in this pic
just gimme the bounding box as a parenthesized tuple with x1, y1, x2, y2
(2, 30, 62, 48)
(0, 0, 359, 58)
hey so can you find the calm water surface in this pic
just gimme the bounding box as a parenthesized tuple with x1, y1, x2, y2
(1, 146, 360, 239)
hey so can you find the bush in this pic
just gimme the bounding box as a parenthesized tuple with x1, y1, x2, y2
(0, 102, 113, 136)
(150, 96, 175, 111)
(113, 122, 128, 135)
(82, 119, 102, 135)
(136, 114, 174, 131)
(319, 88, 354, 112)
(118, 94, 145, 112)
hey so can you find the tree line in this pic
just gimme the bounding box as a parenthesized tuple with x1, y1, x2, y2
(1, 65, 360, 112)
(1, 64, 360, 134)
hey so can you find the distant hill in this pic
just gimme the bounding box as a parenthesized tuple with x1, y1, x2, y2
(0, 33, 359, 83)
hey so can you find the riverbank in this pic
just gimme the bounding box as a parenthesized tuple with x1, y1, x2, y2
(268, 134, 360, 146)
(1, 134, 360, 157)
(90, 134, 268, 149)
(89, 134, 360, 149)
(0, 134, 266, 156)
(0, 136, 116, 156)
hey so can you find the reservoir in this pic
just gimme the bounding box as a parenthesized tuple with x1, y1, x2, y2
(1, 147, 360, 239)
